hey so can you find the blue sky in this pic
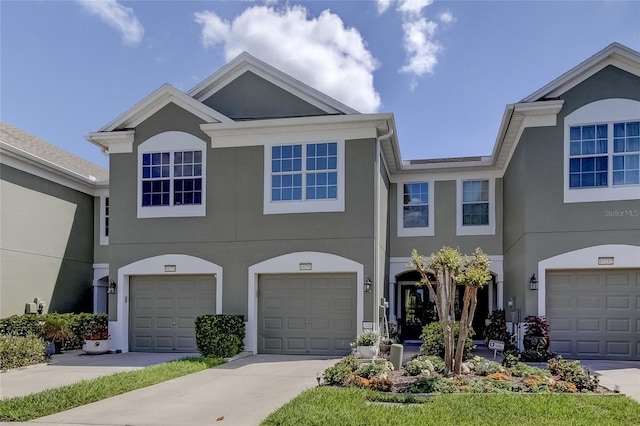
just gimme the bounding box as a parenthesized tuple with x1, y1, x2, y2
(2, 1, 639, 169)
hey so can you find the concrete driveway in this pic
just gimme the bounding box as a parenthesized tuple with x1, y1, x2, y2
(1, 352, 339, 426)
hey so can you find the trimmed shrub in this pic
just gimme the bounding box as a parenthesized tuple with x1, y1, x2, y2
(419, 321, 475, 360)
(356, 358, 394, 379)
(323, 355, 361, 386)
(0, 315, 43, 337)
(0, 334, 46, 370)
(405, 356, 435, 376)
(195, 314, 245, 358)
(547, 356, 599, 391)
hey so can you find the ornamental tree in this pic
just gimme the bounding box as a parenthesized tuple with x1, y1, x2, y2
(410, 246, 491, 375)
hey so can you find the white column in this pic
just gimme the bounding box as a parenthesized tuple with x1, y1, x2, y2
(488, 280, 494, 313)
(496, 281, 504, 309)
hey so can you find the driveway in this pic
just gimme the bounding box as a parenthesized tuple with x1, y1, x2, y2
(1, 352, 339, 426)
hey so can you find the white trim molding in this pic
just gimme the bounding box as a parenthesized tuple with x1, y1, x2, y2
(99, 195, 109, 245)
(564, 98, 640, 203)
(112, 254, 223, 353)
(537, 244, 640, 317)
(246, 251, 364, 354)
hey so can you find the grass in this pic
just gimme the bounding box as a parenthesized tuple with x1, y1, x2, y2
(261, 387, 640, 426)
(0, 356, 224, 422)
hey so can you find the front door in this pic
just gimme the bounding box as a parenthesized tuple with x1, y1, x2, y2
(399, 284, 435, 340)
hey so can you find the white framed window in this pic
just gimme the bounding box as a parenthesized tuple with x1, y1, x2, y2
(564, 99, 640, 203)
(456, 178, 495, 236)
(264, 140, 344, 214)
(137, 131, 206, 218)
(397, 181, 434, 237)
(99, 195, 109, 246)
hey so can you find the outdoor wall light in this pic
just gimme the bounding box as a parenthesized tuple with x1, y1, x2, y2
(529, 273, 539, 291)
(364, 276, 372, 293)
(107, 279, 117, 294)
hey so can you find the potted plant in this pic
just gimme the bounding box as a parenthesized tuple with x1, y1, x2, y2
(82, 317, 110, 355)
(42, 314, 72, 354)
(522, 315, 550, 351)
(354, 331, 379, 358)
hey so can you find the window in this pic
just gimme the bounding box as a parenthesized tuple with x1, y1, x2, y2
(613, 122, 640, 186)
(104, 197, 109, 237)
(265, 141, 344, 214)
(564, 99, 640, 203)
(99, 195, 109, 245)
(462, 180, 489, 225)
(397, 180, 434, 237)
(403, 183, 428, 228)
(137, 131, 206, 218)
(569, 122, 640, 189)
(456, 177, 495, 236)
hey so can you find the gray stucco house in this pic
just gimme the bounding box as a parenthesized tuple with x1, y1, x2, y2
(2, 42, 637, 360)
(0, 122, 109, 317)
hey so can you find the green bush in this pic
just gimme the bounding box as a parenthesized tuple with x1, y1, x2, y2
(195, 314, 245, 358)
(467, 356, 504, 376)
(405, 356, 435, 376)
(419, 322, 475, 360)
(547, 356, 599, 391)
(355, 358, 393, 379)
(0, 313, 109, 351)
(0, 334, 46, 370)
(0, 315, 43, 337)
(323, 355, 361, 386)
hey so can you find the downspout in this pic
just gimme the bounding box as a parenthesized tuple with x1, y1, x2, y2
(374, 129, 394, 332)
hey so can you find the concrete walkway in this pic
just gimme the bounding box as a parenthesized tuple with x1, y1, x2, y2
(1, 352, 338, 426)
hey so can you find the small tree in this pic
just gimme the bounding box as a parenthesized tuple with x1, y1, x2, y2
(410, 246, 490, 375)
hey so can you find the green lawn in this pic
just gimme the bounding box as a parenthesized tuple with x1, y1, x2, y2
(0, 357, 224, 422)
(261, 387, 640, 426)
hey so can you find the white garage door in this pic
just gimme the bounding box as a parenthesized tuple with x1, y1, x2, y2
(258, 273, 356, 355)
(130, 275, 216, 352)
(547, 269, 640, 360)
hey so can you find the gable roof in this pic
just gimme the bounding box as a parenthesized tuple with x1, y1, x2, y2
(96, 84, 233, 134)
(522, 42, 640, 102)
(1, 121, 109, 183)
(187, 52, 359, 115)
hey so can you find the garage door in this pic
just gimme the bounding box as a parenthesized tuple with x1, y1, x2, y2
(547, 269, 640, 360)
(130, 275, 216, 352)
(258, 273, 356, 355)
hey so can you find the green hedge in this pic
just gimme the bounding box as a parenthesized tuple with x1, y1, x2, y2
(0, 313, 108, 350)
(0, 334, 46, 370)
(195, 315, 245, 358)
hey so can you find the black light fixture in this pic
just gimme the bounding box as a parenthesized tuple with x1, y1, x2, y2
(107, 279, 117, 294)
(529, 273, 538, 291)
(364, 276, 372, 293)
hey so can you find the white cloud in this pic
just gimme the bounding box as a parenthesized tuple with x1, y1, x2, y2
(439, 10, 455, 24)
(378, 0, 452, 86)
(195, 5, 381, 113)
(76, 0, 144, 46)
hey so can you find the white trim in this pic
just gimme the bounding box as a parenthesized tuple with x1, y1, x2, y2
(112, 254, 223, 353)
(0, 144, 103, 195)
(137, 131, 207, 218)
(564, 99, 640, 203)
(86, 130, 135, 154)
(201, 113, 389, 148)
(523, 43, 640, 103)
(99, 195, 109, 246)
(395, 178, 434, 237)
(536, 244, 640, 317)
(263, 139, 345, 215)
(456, 177, 496, 236)
(246, 251, 364, 354)
(188, 52, 359, 115)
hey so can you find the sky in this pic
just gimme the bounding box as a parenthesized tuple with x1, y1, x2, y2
(1, 1, 639, 170)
